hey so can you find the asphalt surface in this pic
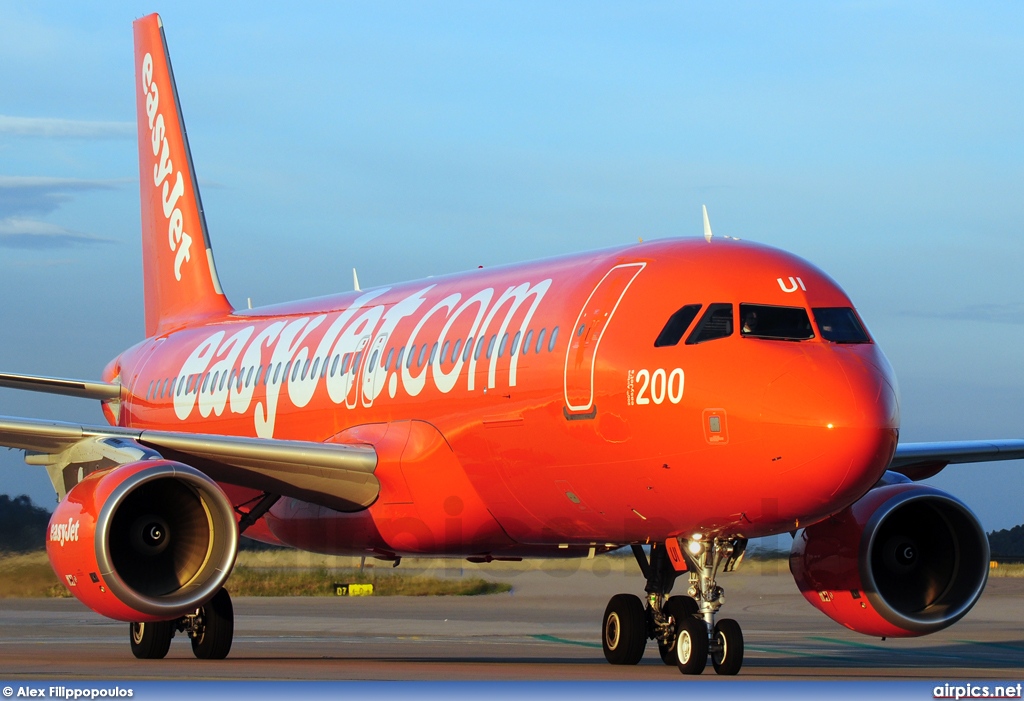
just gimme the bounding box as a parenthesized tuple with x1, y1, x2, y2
(1, 560, 1022, 681)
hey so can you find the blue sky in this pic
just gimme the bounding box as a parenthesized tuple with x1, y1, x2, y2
(0, 2, 1022, 531)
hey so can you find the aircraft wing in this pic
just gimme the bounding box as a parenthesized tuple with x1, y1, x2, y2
(0, 372, 121, 401)
(0, 415, 378, 512)
(889, 439, 1024, 481)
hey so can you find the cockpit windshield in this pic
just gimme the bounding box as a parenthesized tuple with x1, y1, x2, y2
(655, 304, 702, 347)
(812, 307, 871, 343)
(686, 303, 733, 345)
(739, 304, 814, 341)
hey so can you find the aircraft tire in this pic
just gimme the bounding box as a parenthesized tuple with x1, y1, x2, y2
(675, 616, 708, 675)
(190, 588, 234, 660)
(129, 620, 173, 659)
(711, 618, 744, 675)
(657, 596, 700, 665)
(602, 593, 647, 665)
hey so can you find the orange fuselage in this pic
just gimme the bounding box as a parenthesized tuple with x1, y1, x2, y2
(106, 237, 900, 559)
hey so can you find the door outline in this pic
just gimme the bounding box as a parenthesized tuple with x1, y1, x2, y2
(563, 262, 646, 413)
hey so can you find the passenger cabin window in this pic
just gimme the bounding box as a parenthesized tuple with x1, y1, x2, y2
(654, 304, 702, 347)
(686, 304, 733, 345)
(739, 304, 814, 341)
(813, 307, 871, 343)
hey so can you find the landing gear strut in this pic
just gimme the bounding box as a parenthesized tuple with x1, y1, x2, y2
(600, 537, 746, 676)
(127, 588, 235, 660)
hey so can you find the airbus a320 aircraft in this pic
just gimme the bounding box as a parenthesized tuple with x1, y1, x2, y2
(2, 13, 1023, 675)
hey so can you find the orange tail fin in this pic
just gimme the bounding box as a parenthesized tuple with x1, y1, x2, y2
(133, 14, 232, 337)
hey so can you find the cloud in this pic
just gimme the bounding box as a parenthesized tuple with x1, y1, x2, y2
(0, 176, 125, 217)
(901, 304, 1024, 326)
(0, 217, 115, 249)
(0, 115, 133, 139)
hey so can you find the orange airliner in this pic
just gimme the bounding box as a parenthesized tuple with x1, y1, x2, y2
(2, 13, 1022, 674)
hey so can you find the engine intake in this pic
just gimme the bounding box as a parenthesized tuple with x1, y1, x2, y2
(47, 460, 238, 622)
(790, 478, 989, 637)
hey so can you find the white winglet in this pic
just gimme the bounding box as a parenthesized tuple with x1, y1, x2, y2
(353, 268, 361, 292)
(703, 205, 713, 242)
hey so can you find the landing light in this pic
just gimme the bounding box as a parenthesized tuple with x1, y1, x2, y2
(688, 541, 703, 555)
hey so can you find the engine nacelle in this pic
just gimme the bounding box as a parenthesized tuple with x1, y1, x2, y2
(790, 477, 989, 637)
(46, 460, 238, 622)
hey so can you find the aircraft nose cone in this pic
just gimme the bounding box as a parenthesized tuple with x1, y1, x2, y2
(761, 348, 899, 516)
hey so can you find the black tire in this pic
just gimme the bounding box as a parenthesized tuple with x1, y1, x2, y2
(129, 620, 173, 659)
(602, 593, 647, 665)
(675, 616, 708, 675)
(711, 618, 744, 675)
(191, 588, 234, 660)
(657, 596, 700, 665)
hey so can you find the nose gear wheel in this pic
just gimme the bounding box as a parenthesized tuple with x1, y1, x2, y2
(711, 618, 744, 675)
(600, 537, 747, 675)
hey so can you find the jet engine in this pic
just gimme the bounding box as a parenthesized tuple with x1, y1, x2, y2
(789, 476, 989, 637)
(46, 459, 238, 622)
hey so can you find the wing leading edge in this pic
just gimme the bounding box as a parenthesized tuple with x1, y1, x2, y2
(0, 415, 378, 512)
(890, 439, 1024, 481)
(0, 372, 121, 401)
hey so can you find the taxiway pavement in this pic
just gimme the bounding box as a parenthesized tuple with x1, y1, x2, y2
(1, 560, 1022, 681)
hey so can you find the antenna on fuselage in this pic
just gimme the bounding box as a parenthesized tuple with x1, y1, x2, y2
(353, 268, 361, 292)
(703, 205, 713, 242)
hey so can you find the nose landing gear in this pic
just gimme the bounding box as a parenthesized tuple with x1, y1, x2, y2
(600, 537, 746, 676)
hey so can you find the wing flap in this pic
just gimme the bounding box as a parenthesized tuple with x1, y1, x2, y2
(0, 415, 378, 512)
(0, 416, 97, 453)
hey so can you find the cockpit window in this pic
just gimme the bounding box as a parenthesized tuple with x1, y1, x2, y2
(654, 304, 702, 347)
(686, 303, 733, 345)
(739, 304, 814, 341)
(813, 307, 871, 343)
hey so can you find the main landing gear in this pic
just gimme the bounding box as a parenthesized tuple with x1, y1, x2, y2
(129, 588, 234, 660)
(601, 537, 747, 675)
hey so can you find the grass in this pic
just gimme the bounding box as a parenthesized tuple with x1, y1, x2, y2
(0, 552, 70, 598)
(989, 562, 1024, 578)
(228, 566, 509, 596)
(0, 550, 511, 598)
(4, 549, 1020, 599)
